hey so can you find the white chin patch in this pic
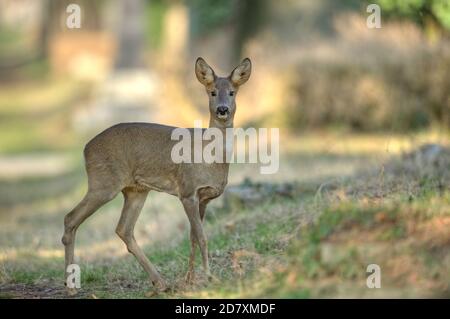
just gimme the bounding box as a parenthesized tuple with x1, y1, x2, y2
(217, 114, 228, 120)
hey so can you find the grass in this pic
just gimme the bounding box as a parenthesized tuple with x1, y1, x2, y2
(1, 164, 448, 298)
(0, 78, 90, 154)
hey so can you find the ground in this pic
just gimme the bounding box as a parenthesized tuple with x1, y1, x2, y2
(0, 80, 449, 298)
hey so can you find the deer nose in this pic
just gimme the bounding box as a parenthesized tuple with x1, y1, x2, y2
(217, 106, 229, 115)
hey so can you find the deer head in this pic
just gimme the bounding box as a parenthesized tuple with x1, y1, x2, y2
(195, 57, 252, 128)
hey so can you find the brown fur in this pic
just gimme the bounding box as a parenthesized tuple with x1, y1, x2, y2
(62, 57, 252, 294)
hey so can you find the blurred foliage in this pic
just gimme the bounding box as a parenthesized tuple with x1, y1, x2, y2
(187, 0, 267, 58)
(0, 79, 88, 154)
(233, 0, 268, 59)
(0, 28, 23, 56)
(433, 0, 450, 29)
(188, 0, 237, 35)
(375, 0, 450, 31)
(144, 0, 168, 49)
(284, 44, 450, 132)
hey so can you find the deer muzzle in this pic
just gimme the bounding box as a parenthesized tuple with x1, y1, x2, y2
(216, 106, 229, 119)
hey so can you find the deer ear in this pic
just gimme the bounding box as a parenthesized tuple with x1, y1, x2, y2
(195, 57, 215, 86)
(230, 58, 252, 86)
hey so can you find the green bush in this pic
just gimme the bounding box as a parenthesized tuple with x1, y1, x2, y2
(375, 0, 450, 31)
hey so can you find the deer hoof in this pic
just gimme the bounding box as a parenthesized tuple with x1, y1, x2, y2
(146, 280, 169, 297)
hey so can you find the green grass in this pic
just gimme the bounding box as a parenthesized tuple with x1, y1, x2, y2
(1, 183, 449, 298)
(1, 150, 449, 298)
(0, 79, 89, 154)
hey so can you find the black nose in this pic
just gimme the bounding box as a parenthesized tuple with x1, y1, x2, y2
(217, 106, 229, 115)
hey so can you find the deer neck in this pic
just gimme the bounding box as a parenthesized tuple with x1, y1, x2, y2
(207, 113, 233, 170)
(208, 117, 233, 130)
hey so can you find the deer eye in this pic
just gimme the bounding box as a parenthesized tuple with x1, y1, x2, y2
(229, 91, 235, 96)
(211, 91, 216, 97)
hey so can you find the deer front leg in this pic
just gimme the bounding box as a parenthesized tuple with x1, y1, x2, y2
(185, 200, 209, 283)
(185, 228, 197, 283)
(182, 197, 211, 281)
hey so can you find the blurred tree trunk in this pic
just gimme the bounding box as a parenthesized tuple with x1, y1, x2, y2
(187, 0, 267, 65)
(161, 3, 189, 71)
(0, 0, 53, 70)
(115, 0, 144, 69)
(232, 0, 267, 61)
(38, 0, 50, 60)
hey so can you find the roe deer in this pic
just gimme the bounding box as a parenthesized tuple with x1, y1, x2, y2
(62, 57, 252, 294)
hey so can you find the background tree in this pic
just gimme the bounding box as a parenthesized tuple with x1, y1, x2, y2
(375, 0, 450, 36)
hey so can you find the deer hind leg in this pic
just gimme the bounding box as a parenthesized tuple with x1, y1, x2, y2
(62, 187, 118, 293)
(182, 196, 211, 282)
(185, 199, 209, 283)
(115, 189, 166, 291)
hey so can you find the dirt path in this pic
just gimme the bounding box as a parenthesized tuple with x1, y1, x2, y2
(0, 283, 75, 299)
